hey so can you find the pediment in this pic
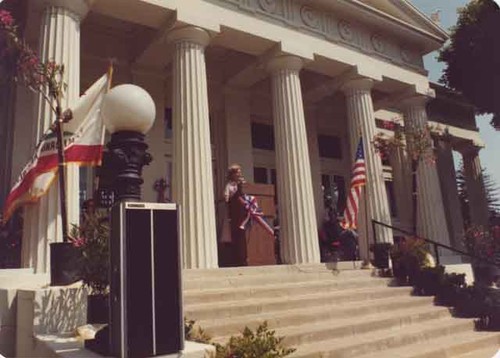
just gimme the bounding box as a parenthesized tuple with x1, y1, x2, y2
(357, 0, 448, 40)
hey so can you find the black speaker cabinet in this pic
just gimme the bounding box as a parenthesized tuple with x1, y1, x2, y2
(110, 202, 183, 358)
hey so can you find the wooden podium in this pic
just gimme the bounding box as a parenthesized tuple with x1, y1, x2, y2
(219, 183, 276, 267)
(240, 183, 276, 266)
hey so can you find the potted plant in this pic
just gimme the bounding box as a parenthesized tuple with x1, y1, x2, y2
(435, 272, 466, 306)
(71, 209, 110, 324)
(413, 265, 445, 296)
(390, 236, 432, 285)
(370, 242, 393, 269)
(454, 285, 489, 318)
(464, 225, 500, 286)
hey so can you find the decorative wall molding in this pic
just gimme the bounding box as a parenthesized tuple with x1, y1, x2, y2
(258, 0, 276, 13)
(215, 0, 425, 72)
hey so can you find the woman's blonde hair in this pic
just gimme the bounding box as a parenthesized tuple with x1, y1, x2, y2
(226, 164, 241, 181)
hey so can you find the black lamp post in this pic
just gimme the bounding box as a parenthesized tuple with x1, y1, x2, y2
(102, 84, 155, 202)
(101, 84, 183, 358)
(106, 130, 152, 202)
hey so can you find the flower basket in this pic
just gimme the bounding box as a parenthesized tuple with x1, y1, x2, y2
(413, 266, 445, 296)
(454, 286, 488, 318)
(370, 243, 393, 269)
(390, 237, 431, 286)
(435, 272, 466, 306)
(50, 242, 82, 286)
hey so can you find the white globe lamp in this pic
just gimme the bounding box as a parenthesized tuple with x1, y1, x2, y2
(102, 84, 156, 134)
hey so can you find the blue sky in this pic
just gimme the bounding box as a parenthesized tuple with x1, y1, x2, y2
(411, 0, 500, 186)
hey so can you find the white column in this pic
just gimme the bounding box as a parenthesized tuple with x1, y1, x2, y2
(402, 97, 451, 246)
(389, 143, 413, 232)
(167, 26, 218, 269)
(305, 105, 324, 226)
(435, 139, 465, 248)
(224, 88, 254, 182)
(342, 79, 393, 262)
(461, 146, 490, 228)
(22, 1, 88, 272)
(266, 55, 320, 264)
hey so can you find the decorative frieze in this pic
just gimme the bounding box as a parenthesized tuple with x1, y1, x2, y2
(338, 20, 354, 42)
(300, 5, 320, 29)
(371, 34, 386, 54)
(258, 0, 276, 13)
(213, 0, 424, 72)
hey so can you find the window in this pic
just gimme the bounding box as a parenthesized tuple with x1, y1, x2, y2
(251, 123, 275, 150)
(164, 108, 172, 140)
(253, 167, 278, 203)
(321, 174, 346, 213)
(318, 135, 342, 159)
(254, 167, 268, 184)
(385, 180, 398, 218)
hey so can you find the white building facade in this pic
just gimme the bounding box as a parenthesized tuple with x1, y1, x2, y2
(0, 0, 490, 271)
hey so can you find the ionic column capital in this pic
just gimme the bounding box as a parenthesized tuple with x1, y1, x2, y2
(166, 26, 211, 48)
(341, 78, 374, 95)
(266, 55, 303, 74)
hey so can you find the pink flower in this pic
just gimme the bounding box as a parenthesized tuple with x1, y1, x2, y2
(0, 10, 14, 27)
(382, 121, 395, 130)
(71, 237, 87, 248)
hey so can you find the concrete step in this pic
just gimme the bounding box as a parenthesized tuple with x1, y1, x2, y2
(192, 296, 435, 338)
(183, 263, 364, 280)
(360, 330, 500, 358)
(185, 286, 413, 321)
(453, 345, 499, 358)
(212, 304, 452, 346)
(183, 267, 375, 290)
(184, 275, 393, 303)
(290, 316, 475, 358)
(184, 265, 499, 358)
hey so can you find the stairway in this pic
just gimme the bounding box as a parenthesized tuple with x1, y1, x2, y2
(183, 264, 500, 358)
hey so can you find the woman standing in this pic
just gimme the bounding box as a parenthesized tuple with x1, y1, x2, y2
(222, 164, 248, 266)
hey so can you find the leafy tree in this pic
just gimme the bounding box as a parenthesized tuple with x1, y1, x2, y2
(438, 0, 500, 129)
(456, 161, 500, 227)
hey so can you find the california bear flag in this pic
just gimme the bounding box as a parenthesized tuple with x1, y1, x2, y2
(2, 73, 111, 222)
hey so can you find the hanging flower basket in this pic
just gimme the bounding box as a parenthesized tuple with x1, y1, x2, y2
(50, 242, 82, 286)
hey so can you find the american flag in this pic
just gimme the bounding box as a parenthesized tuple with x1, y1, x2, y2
(342, 138, 366, 229)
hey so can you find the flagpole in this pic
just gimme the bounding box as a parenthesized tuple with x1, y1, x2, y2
(358, 130, 371, 266)
(54, 101, 70, 242)
(93, 61, 115, 195)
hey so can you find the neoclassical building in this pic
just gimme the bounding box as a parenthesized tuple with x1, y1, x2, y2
(0, 0, 490, 271)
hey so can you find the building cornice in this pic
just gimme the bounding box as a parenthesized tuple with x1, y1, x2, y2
(341, 0, 448, 49)
(211, 0, 437, 74)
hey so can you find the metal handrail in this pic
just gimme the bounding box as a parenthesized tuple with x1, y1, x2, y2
(372, 219, 500, 268)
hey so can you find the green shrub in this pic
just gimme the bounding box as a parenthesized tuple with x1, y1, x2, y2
(454, 285, 489, 318)
(391, 237, 432, 285)
(413, 266, 445, 296)
(184, 318, 212, 344)
(70, 212, 110, 295)
(434, 272, 466, 306)
(214, 322, 296, 358)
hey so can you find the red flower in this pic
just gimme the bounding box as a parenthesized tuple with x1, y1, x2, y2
(382, 121, 395, 130)
(71, 236, 87, 248)
(0, 10, 14, 27)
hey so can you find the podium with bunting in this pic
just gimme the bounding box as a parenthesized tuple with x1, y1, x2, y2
(238, 183, 277, 266)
